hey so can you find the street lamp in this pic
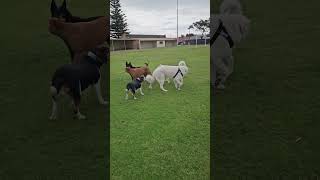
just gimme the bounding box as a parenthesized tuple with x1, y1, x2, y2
(176, 0, 179, 46)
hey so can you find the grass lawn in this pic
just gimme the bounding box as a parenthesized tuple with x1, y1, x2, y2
(0, 0, 109, 179)
(110, 46, 210, 179)
(212, 0, 320, 179)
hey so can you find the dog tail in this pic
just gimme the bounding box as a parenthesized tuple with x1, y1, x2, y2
(178, 61, 186, 67)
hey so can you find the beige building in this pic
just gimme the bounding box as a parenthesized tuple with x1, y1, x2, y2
(110, 34, 177, 51)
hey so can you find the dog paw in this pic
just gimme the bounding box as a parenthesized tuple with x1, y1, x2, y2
(148, 86, 152, 89)
(216, 84, 226, 90)
(77, 114, 86, 120)
(49, 115, 57, 120)
(134, 97, 137, 100)
(161, 89, 168, 92)
(141, 93, 145, 96)
(100, 101, 109, 105)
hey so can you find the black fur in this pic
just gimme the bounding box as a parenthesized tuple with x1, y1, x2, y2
(51, 46, 108, 109)
(126, 77, 144, 94)
(50, 0, 103, 23)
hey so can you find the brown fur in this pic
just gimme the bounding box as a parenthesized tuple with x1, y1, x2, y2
(125, 64, 151, 79)
(48, 17, 108, 63)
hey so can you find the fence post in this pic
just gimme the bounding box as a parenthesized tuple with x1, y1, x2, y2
(205, 35, 207, 46)
(196, 35, 198, 48)
(111, 39, 115, 51)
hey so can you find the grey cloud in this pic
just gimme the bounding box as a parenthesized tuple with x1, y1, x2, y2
(119, 0, 209, 37)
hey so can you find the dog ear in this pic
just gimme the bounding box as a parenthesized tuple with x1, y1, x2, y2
(61, 0, 67, 10)
(50, 0, 59, 17)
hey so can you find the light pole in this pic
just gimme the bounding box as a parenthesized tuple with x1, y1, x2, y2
(176, 0, 179, 46)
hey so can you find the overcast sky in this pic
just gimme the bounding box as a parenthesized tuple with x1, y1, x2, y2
(120, 0, 210, 38)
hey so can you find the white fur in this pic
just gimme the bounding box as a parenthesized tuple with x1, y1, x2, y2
(50, 86, 57, 95)
(49, 99, 58, 120)
(94, 80, 108, 105)
(210, 14, 250, 89)
(148, 61, 188, 91)
(49, 86, 58, 120)
(178, 60, 186, 67)
(145, 74, 155, 89)
(220, 0, 243, 15)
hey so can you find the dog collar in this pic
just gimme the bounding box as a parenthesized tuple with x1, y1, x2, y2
(173, 68, 184, 79)
(210, 19, 234, 48)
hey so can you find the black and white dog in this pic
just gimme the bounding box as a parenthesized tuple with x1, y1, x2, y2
(49, 46, 109, 120)
(125, 76, 145, 100)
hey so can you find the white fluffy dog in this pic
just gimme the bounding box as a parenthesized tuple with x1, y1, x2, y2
(211, 14, 250, 89)
(219, 0, 243, 15)
(146, 61, 188, 92)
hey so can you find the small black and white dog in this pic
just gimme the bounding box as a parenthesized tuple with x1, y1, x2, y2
(125, 76, 145, 100)
(49, 46, 109, 120)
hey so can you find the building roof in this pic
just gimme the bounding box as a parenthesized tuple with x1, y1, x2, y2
(111, 38, 177, 41)
(126, 34, 166, 38)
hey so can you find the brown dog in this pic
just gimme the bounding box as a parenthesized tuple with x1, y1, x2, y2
(125, 62, 152, 79)
(48, 17, 108, 63)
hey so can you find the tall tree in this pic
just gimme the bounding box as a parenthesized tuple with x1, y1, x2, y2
(187, 25, 194, 37)
(192, 19, 210, 39)
(110, 0, 129, 38)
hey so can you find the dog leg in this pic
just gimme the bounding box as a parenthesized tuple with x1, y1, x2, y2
(94, 80, 108, 105)
(131, 90, 137, 100)
(49, 98, 58, 120)
(215, 58, 229, 89)
(72, 91, 86, 119)
(139, 87, 144, 96)
(49, 86, 58, 120)
(155, 74, 168, 92)
(148, 83, 153, 89)
(73, 101, 86, 120)
(174, 79, 178, 89)
(227, 56, 234, 75)
(160, 83, 168, 92)
(125, 89, 129, 100)
(177, 78, 183, 90)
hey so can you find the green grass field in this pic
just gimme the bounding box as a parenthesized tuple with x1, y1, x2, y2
(110, 46, 210, 179)
(0, 0, 109, 179)
(212, 0, 320, 179)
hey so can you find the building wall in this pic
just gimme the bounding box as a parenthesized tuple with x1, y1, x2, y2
(111, 40, 139, 51)
(156, 40, 166, 48)
(165, 40, 177, 47)
(185, 39, 210, 45)
(140, 41, 157, 49)
(111, 39, 177, 51)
